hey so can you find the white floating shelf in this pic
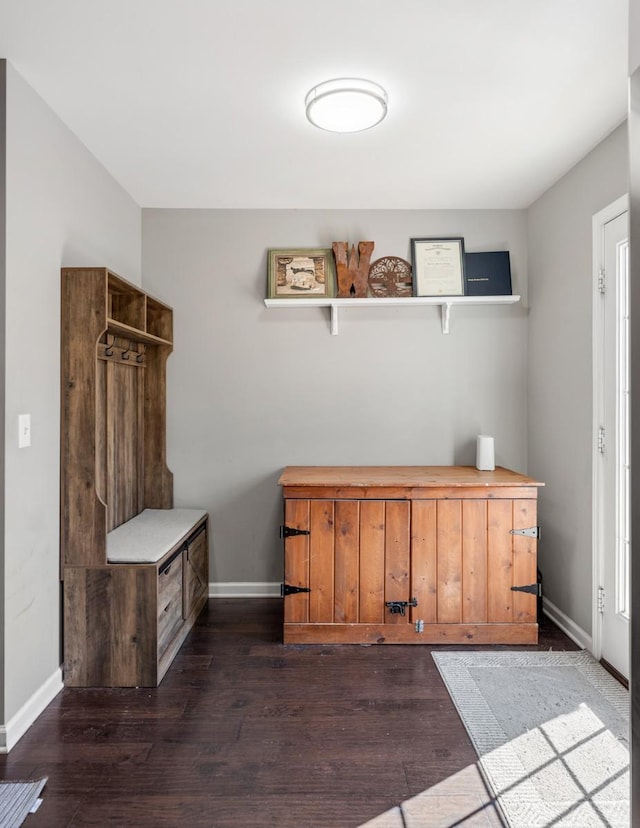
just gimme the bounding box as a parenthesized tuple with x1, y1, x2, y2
(264, 295, 521, 335)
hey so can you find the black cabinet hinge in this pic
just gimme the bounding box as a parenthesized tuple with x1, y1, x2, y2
(511, 583, 542, 596)
(280, 525, 310, 539)
(281, 583, 311, 597)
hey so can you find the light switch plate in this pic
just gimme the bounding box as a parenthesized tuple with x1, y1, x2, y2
(18, 414, 31, 448)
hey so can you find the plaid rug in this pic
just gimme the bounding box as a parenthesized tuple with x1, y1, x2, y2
(433, 650, 629, 827)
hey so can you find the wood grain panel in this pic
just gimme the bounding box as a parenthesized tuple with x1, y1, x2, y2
(411, 500, 437, 623)
(60, 268, 108, 567)
(62, 566, 92, 686)
(436, 500, 462, 623)
(358, 500, 385, 623)
(109, 279, 146, 329)
(334, 501, 359, 623)
(284, 622, 539, 645)
(109, 568, 155, 686)
(462, 500, 487, 623)
(487, 499, 514, 622)
(278, 466, 544, 489)
(283, 499, 310, 624)
(63, 565, 157, 687)
(384, 501, 410, 625)
(136, 355, 145, 513)
(95, 357, 107, 508)
(282, 484, 541, 501)
(144, 345, 173, 508)
(106, 362, 140, 530)
(309, 500, 335, 623)
(184, 528, 208, 621)
(146, 297, 173, 341)
(157, 556, 184, 654)
(512, 499, 537, 623)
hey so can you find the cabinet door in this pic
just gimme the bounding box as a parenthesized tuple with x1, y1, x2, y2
(411, 498, 537, 626)
(283, 498, 411, 626)
(184, 527, 208, 620)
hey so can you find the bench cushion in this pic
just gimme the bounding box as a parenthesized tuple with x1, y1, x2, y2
(107, 508, 207, 563)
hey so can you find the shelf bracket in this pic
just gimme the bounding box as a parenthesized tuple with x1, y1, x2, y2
(330, 304, 339, 335)
(441, 303, 452, 334)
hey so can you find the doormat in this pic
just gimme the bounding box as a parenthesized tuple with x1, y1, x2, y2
(432, 651, 629, 827)
(0, 777, 47, 828)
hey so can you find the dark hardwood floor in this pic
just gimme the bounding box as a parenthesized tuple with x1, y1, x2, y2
(2, 600, 578, 827)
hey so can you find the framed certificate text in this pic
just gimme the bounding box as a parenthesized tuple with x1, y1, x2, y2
(411, 237, 465, 297)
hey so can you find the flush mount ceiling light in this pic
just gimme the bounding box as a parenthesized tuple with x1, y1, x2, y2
(305, 78, 388, 133)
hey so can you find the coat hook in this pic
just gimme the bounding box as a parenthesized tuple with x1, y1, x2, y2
(104, 334, 115, 357)
(136, 345, 146, 364)
(121, 341, 132, 360)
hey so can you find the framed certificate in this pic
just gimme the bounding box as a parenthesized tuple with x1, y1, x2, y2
(411, 237, 466, 297)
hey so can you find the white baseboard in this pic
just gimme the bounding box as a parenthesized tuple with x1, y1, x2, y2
(543, 597, 593, 652)
(0, 667, 64, 753)
(209, 582, 281, 598)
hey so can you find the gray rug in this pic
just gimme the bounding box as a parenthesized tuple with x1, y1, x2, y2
(0, 778, 47, 828)
(432, 651, 629, 827)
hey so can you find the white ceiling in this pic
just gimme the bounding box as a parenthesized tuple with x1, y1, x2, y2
(0, 0, 629, 209)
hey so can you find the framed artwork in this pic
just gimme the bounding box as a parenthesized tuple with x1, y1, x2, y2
(267, 248, 336, 298)
(411, 237, 465, 297)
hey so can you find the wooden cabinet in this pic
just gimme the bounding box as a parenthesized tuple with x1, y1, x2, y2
(279, 466, 543, 645)
(61, 267, 209, 687)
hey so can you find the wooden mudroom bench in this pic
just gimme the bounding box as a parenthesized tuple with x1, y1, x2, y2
(61, 267, 210, 687)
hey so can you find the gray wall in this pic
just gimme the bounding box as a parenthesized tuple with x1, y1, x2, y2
(632, 0, 640, 75)
(142, 209, 528, 586)
(2, 62, 141, 727)
(527, 122, 628, 638)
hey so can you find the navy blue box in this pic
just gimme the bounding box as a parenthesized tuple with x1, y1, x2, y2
(464, 251, 512, 296)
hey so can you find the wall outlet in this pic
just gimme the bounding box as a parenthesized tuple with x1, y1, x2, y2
(18, 414, 31, 448)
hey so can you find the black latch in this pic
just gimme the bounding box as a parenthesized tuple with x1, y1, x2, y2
(280, 525, 310, 539)
(511, 583, 542, 596)
(510, 526, 540, 539)
(385, 598, 418, 616)
(281, 583, 311, 597)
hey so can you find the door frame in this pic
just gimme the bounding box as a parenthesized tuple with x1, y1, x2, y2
(591, 193, 629, 660)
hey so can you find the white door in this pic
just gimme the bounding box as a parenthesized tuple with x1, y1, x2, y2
(594, 201, 629, 679)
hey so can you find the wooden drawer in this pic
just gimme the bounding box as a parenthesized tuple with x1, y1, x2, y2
(184, 527, 208, 619)
(158, 552, 184, 654)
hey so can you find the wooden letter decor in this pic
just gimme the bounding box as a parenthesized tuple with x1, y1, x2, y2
(333, 241, 374, 298)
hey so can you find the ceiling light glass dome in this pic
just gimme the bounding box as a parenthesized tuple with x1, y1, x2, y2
(305, 78, 388, 133)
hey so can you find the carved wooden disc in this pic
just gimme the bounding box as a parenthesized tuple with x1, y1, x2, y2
(368, 256, 413, 297)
